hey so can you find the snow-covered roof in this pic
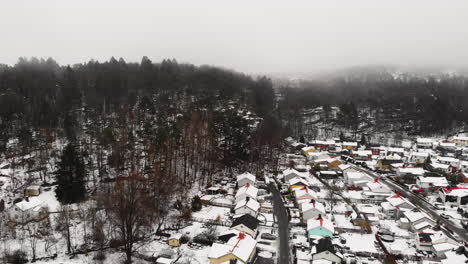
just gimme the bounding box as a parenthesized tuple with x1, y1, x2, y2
(437, 156, 459, 163)
(342, 142, 358, 146)
(453, 136, 468, 141)
(301, 200, 326, 214)
(388, 147, 405, 153)
(417, 176, 448, 187)
(441, 187, 468, 197)
(294, 187, 318, 200)
(288, 177, 310, 186)
(307, 217, 334, 233)
(235, 184, 258, 199)
(14, 197, 44, 211)
(411, 152, 429, 157)
(169, 233, 183, 240)
(366, 181, 391, 193)
(386, 194, 415, 208)
(234, 198, 260, 212)
(283, 168, 301, 177)
(352, 150, 372, 156)
(236, 172, 256, 183)
(397, 167, 425, 175)
(431, 162, 450, 170)
(404, 211, 433, 223)
(417, 138, 433, 144)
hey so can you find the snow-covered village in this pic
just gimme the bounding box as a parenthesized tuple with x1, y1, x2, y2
(2, 1, 468, 264)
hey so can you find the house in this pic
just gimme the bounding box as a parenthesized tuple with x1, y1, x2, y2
(417, 138, 433, 148)
(8, 197, 48, 224)
(459, 160, 468, 173)
(338, 164, 355, 174)
(430, 162, 451, 173)
(452, 135, 468, 147)
(236, 172, 256, 187)
(437, 156, 460, 168)
(294, 186, 319, 203)
(288, 177, 310, 189)
(351, 150, 373, 160)
(230, 214, 260, 238)
(156, 257, 173, 264)
(311, 237, 343, 263)
(342, 142, 358, 150)
(292, 142, 307, 151)
(307, 216, 334, 238)
(234, 198, 260, 217)
(416, 232, 459, 257)
(318, 171, 338, 179)
(310, 139, 336, 151)
(208, 232, 257, 264)
(302, 200, 327, 223)
(235, 184, 258, 203)
(302, 146, 318, 156)
(438, 141, 456, 151)
(439, 187, 468, 206)
(416, 176, 448, 190)
(381, 193, 416, 219)
(168, 233, 182, 247)
(24, 185, 41, 196)
(402, 211, 436, 232)
(362, 179, 392, 200)
(344, 171, 372, 187)
(283, 168, 303, 182)
(408, 152, 429, 164)
(378, 157, 404, 170)
(395, 167, 425, 178)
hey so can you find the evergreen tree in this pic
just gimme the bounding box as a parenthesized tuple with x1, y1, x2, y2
(55, 144, 86, 204)
(360, 134, 367, 146)
(191, 195, 202, 212)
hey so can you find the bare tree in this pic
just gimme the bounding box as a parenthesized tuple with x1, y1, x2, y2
(55, 204, 73, 254)
(102, 173, 155, 264)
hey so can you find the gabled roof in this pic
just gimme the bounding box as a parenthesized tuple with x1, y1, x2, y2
(386, 194, 415, 208)
(314, 237, 338, 255)
(235, 184, 258, 199)
(307, 217, 334, 233)
(209, 233, 256, 262)
(288, 177, 310, 186)
(234, 198, 260, 212)
(404, 211, 433, 223)
(236, 172, 256, 183)
(283, 168, 301, 177)
(417, 176, 448, 187)
(231, 214, 260, 231)
(301, 200, 326, 214)
(14, 197, 44, 211)
(441, 187, 468, 197)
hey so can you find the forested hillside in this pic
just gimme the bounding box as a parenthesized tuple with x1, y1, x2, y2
(278, 69, 468, 140)
(0, 57, 283, 195)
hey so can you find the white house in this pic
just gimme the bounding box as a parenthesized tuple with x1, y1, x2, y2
(436, 156, 460, 168)
(396, 167, 425, 178)
(430, 162, 451, 173)
(9, 197, 48, 224)
(235, 184, 258, 203)
(452, 135, 468, 147)
(459, 160, 468, 173)
(403, 211, 436, 232)
(439, 187, 468, 207)
(416, 138, 433, 148)
(381, 194, 416, 219)
(416, 176, 448, 190)
(282, 168, 303, 182)
(234, 198, 260, 217)
(301, 200, 327, 223)
(408, 152, 429, 164)
(344, 171, 372, 186)
(236, 172, 256, 187)
(311, 237, 343, 263)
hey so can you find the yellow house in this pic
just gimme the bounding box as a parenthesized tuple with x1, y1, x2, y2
(24, 185, 41, 196)
(342, 142, 358, 150)
(303, 147, 318, 155)
(377, 159, 403, 170)
(288, 177, 310, 190)
(168, 234, 182, 247)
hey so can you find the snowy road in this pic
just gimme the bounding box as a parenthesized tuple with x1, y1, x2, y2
(355, 165, 468, 243)
(269, 182, 290, 264)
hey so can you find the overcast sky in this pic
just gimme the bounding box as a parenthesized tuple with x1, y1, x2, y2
(1, 1, 467, 74)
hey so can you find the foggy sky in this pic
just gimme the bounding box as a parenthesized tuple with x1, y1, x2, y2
(1, 0, 467, 74)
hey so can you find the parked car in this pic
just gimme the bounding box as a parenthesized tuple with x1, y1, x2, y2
(440, 213, 450, 219)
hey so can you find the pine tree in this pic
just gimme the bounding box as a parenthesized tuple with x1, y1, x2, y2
(55, 144, 86, 204)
